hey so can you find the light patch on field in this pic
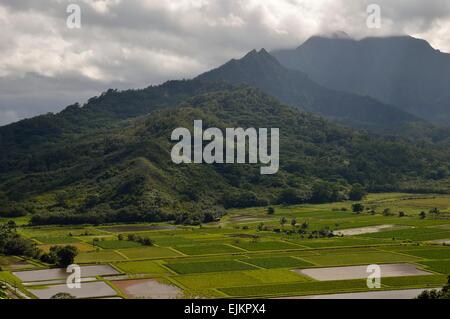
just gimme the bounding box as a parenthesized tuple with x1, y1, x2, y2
(278, 288, 428, 299)
(28, 281, 117, 299)
(13, 265, 119, 282)
(335, 225, 401, 236)
(114, 279, 183, 299)
(295, 264, 432, 281)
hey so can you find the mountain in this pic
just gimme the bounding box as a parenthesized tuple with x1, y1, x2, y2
(196, 48, 428, 136)
(273, 35, 450, 124)
(1, 86, 449, 225)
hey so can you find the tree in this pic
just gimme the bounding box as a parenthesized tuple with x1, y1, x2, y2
(50, 245, 78, 267)
(118, 234, 124, 241)
(417, 276, 450, 299)
(352, 203, 365, 214)
(291, 218, 297, 228)
(419, 211, 426, 219)
(267, 207, 275, 215)
(429, 208, 440, 219)
(348, 184, 366, 201)
(257, 223, 264, 231)
(398, 211, 405, 217)
(382, 208, 392, 216)
(280, 217, 287, 228)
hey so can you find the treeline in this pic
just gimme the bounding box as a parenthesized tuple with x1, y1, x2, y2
(29, 208, 224, 226)
(223, 183, 366, 209)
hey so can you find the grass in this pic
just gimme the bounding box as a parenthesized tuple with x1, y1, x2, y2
(118, 247, 182, 259)
(401, 248, 450, 260)
(38, 243, 95, 253)
(116, 260, 169, 274)
(361, 227, 450, 241)
(174, 269, 307, 289)
(231, 240, 302, 251)
(219, 279, 369, 297)
(173, 244, 242, 255)
(95, 240, 142, 249)
(419, 260, 450, 275)
(33, 236, 81, 244)
(75, 250, 126, 263)
(241, 256, 314, 269)
(301, 251, 419, 266)
(165, 260, 257, 274)
(382, 275, 448, 288)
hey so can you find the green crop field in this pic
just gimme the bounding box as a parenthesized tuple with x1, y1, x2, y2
(2, 193, 450, 299)
(172, 244, 242, 255)
(165, 260, 258, 274)
(95, 240, 142, 249)
(241, 256, 314, 269)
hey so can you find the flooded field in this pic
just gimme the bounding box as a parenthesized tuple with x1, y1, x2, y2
(280, 289, 427, 299)
(28, 281, 117, 299)
(13, 265, 119, 282)
(334, 225, 398, 236)
(296, 264, 432, 281)
(114, 279, 183, 299)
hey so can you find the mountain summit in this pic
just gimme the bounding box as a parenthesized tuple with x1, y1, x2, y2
(197, 48, 423, 134)
(273, 35, 450, 124)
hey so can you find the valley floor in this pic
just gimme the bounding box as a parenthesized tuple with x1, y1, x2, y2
(1, 193, 450, 299)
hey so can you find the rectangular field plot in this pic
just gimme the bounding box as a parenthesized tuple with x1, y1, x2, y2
(232, 241, 303, 251)
(296, 264, 431, 281)
(29, 281, 117, 299)
(301, 251, 419, 266)
(219, 279, 368, 297)
(241, 256, 314, 269)
(401, 248, 450, 260)
(299, 237, 389, 249)
(165, 260, 257, 274)
(14, 265, 119, 282)
(360, 227, 450, 241)
(174, 269, 307, 289)
(95, 240, 142, 249)
(286, 289, 427, 299)
(34, 236, 81, 244)
(98, 225, 177, 233)
(113, 279, 183, 299)
(116, 260, 169, 275)
(173, 244, 242, 255)
(382, 275, 448, 288)
(76, 250, 126, 263)
(38, 243, 95, 253)
(419, 260, 450, 274)
(118, 247, 182, 259)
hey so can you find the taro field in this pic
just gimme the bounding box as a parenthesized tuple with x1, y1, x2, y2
(1, 193, 450, 299)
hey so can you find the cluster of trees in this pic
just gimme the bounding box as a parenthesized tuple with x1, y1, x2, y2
(40, 246, 78, 267)
(417, 276, 450, 299)
(257, 220, 334, 239)
(120, 234, 154, 246)
(0, 221, 39, 258)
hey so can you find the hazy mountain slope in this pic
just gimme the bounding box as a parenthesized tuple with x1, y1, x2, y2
(1, 87, 448, 224)
(196, 49, 425, 135)
(273, 35, 450, 124)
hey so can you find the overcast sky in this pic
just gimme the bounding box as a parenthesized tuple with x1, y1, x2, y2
(1, 0, 450, 126)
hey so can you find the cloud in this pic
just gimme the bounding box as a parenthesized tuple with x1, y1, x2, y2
(1, 0, 450, 126)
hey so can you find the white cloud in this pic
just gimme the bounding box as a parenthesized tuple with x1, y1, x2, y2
(1, 0, 450, 126)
